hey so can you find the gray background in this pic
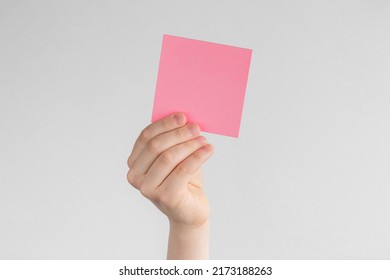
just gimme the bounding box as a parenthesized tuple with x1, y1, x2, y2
(1, 0, 389, 259)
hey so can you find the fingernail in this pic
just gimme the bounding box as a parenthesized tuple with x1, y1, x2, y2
(188, 123, 199, 136)
(173, 113, 185, 125)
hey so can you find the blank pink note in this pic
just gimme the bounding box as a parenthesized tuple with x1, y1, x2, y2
(152, 34, 252, 138)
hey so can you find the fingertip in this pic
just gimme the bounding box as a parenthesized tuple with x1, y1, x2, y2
(196, 136, 208, 145)
(202, 144, 214, 154)
(187, 122, 200, 136)
(172, 112, 186, 126)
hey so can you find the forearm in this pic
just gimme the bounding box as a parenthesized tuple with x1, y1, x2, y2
(167, 220, 209, 260)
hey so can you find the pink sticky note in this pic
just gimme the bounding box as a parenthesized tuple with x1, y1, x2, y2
(152, 34, 252, 138)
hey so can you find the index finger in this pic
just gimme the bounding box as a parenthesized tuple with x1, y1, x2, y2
(127, 112, 187, 168)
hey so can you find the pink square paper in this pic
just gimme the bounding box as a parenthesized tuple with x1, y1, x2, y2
(152, 34, 252, 138)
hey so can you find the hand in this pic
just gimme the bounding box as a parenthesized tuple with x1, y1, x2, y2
(127, 112, 214, 229)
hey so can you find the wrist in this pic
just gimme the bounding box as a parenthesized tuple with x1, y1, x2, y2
(167, 219, 209, 260)
(169, 218, 209, 232)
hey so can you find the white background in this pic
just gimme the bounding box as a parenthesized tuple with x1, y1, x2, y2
(1, 0, 390, 259)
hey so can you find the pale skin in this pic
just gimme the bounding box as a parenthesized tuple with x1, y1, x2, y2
(127, 112, 214, 259)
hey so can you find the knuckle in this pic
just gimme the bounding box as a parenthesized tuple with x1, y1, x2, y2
(139, 185, 156, 201)
(159, 150, 174, 165)
(175, 164, 189, 177)
(192, 150, 204, 161)
(146, 138, 161, 154)
(186, 139, 200, 150)
(139, 128, 151, 143)
(139, 186, 149, 198)
(161, 118, 170, 130)
(175, 127, 186, 139)
(127, 169, 138, 187)
(151, 191, 163, 204)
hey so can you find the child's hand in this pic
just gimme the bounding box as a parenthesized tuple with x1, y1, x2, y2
(127, 112, 214, 230)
